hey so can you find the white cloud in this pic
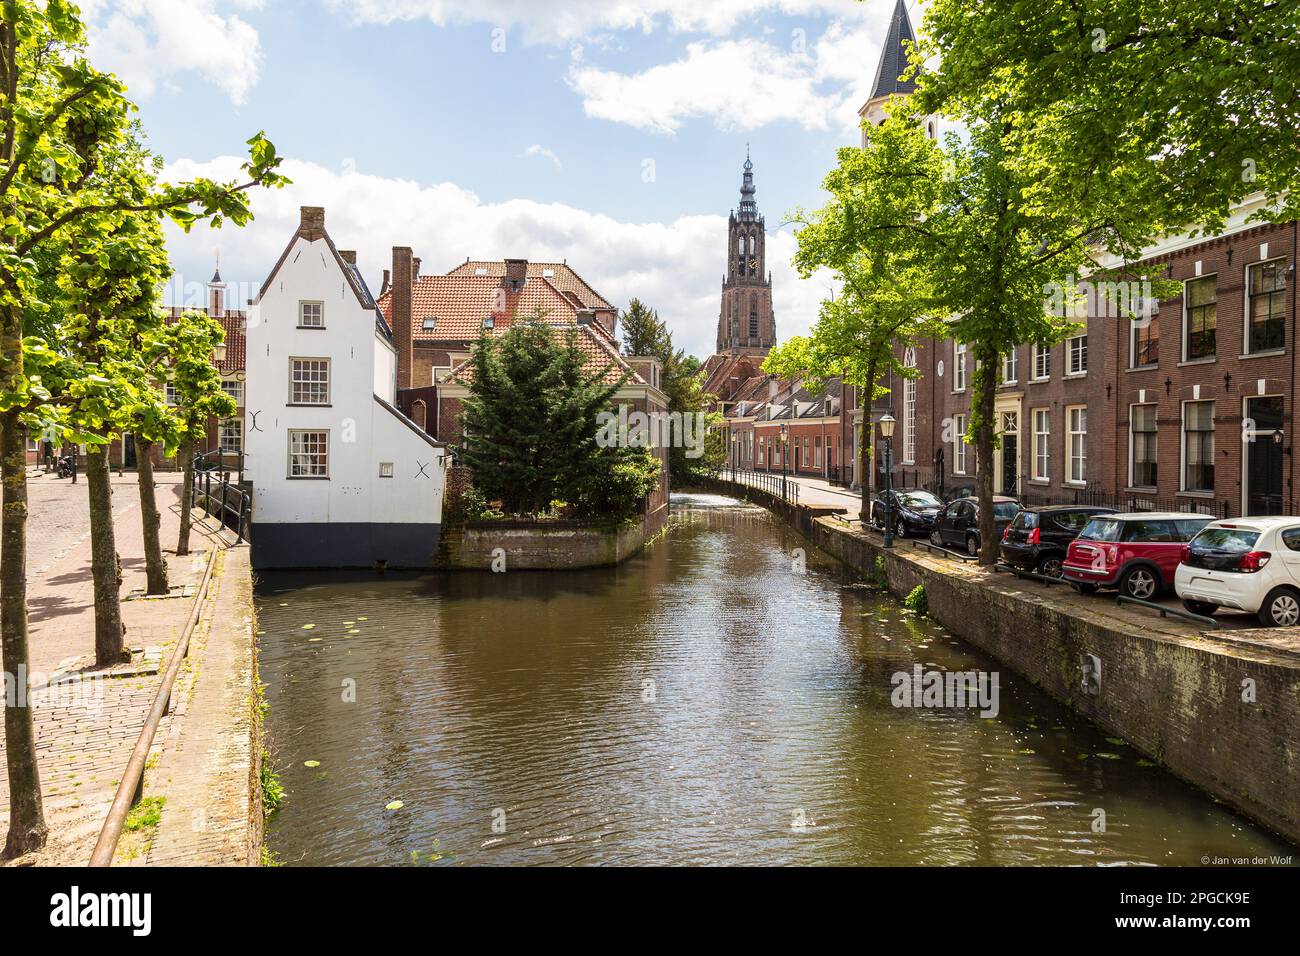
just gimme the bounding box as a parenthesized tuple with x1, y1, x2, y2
(82, 0, 264, 106)
(332, 0, 868, 44)
(160, 156, 827, 359)
(523, 144, 563, 170)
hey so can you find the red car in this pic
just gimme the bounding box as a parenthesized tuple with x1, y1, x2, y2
(1062, 513, 1214, 600)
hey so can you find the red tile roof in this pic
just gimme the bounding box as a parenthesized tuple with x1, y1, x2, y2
(447, 260, 614, 311)
(378, 274, 589, 342)
(164, 307, 245, 375)
(444, 321, 645, 388)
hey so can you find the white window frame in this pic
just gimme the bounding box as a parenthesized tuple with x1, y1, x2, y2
(1066, 405, 1087, 485)
(1244, 258, 1287, 355)
(432, 365, 452, 385)
(953, 413, 968, 475)
(1001, 349, 1018, 385)
(164, 382, 179, 406)
(954, 342, 967, 392)
(902, 347, 917, 464)
(298, 300, 325, 329)
(1066, 334, 1088, 376)
(1181, 399, 1215, 494)
(1032, 408, 1050, 481)
(218, 419, 242, 454)
(288, 429, 329, 479)
(1129, 403, 1158, 490)
(221, 378, 244, 406)
(289, 358, 331, 406)
(1032, 344, 1051, 381)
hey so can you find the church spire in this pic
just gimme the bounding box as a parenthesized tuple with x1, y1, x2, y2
(738, 147, 758, 221)
(870, 0, 919, 102)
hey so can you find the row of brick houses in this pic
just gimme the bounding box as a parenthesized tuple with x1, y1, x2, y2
(892, 200, 1298, 519)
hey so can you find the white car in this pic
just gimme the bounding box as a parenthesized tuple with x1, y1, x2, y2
(1175, 517, 1300, 626)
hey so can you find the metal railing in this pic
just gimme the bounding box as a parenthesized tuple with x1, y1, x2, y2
(725, 467, 801, 507)
(1116, 594, 1220, 628)
(192, 450, 250, 543)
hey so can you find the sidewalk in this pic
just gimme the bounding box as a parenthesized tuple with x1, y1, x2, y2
(729, 470, 865, 512)
(1, 471, 232, 865)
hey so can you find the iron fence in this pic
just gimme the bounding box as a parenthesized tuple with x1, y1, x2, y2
(192, 449, 250, 542)
(725, 467, 801, 507)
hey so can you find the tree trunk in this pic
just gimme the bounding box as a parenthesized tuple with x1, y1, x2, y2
(0, 410, 48, 860)
(858, 361, 877, 524)
(136, 438, 168, 595)
(86, 446, 129, 667)
(177, 440, 194, 557)
(973, 345, 999, 566)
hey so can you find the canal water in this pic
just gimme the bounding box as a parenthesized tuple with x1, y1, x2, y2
(257, 494, 1294, 865)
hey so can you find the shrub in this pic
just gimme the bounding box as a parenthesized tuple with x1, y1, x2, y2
(904, 585, 928, 616)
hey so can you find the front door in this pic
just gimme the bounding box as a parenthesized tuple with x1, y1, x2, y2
(1245, 396, 1284, 515)
(995, 407, 1020, 496)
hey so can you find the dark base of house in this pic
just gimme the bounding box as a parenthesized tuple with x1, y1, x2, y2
(251, 522, 441, 570)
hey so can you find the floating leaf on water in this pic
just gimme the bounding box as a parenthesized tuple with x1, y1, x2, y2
(1136, 759, 1157, 768)
(1104, 737, 1127, 747)
(386, 800, 404, 811)
(358, 617, 369, 621)
(308, 638, 322, 642)
(1096, 752, 1122, 760)
(302, 624, 316, 630)
(304, 760, 320, 768)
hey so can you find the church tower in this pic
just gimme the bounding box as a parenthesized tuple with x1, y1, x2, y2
(859, 0, 937, 145)
(716, 151, 777, 356)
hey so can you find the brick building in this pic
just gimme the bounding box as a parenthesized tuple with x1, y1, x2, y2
(377, 251, 671, 520)
(890, 199, 1298, 519)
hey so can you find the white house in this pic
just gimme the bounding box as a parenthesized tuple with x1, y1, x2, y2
(245, 206, 446, 569)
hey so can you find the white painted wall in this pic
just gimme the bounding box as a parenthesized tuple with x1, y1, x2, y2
(246, 234, 444, 529)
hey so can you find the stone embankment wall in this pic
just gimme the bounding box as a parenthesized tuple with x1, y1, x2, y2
(708, 476, 1300, 847)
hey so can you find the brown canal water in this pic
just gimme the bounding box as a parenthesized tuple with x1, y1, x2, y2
(257, 494, 1295, 866)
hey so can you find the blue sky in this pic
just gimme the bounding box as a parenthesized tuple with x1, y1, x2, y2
(81, 0, 918, 359)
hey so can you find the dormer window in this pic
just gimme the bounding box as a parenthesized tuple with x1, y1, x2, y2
(482, 317, 495, 330)
(474, 267, 488, 276)
(542, 268, 555, 278)
(422, 317, 437, 331)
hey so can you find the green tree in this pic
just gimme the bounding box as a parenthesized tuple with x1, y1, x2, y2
(458, 317, 645, 517)
(915, 0, 1300, 232)
(764, 111, 947, 523)
(0, 1, 286, 860)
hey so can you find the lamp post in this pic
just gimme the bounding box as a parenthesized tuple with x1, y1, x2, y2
(879, 413, 896, 548)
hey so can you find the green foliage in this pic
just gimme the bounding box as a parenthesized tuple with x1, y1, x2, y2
(575, 446, 662, 522)
(870, 555, 888, 589)
(618, 298, 721, 485)
(916, 0, 1300, 231)
(260, 753, 285, 817)
(903, 585, 928, 617)
(453, 485, 505, 522)
(123, 796, 165, 833)
(458, 316, 647, 518)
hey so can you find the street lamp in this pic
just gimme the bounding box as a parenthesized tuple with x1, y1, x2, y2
(779, 421, 789, 500)
(879, 413, 897, 548)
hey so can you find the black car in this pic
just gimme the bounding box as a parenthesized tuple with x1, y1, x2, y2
(930, 495, 1021, 556)
(869, 488, 944, 538)
(999, 505, 1117, 578)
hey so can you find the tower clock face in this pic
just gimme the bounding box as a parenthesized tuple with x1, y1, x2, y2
(748, 258, 759, 273)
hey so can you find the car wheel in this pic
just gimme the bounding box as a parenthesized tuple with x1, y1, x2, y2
(1257, 587, 1300, 628)
(930, 529, 943, 547)
(1071, 582, 1098, 595)
(1036, 555, 1065, 579)
(1119, 566, 1160, 601)
(895, 518, 908, 539)
(965, 534, 979, 557)
(1181, 599, 1218, 617)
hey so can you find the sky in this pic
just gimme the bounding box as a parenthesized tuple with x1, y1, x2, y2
(79, 0, 922, 360)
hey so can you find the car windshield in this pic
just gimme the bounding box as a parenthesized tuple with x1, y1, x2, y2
(1079, 518, 1122, 542)
(896, 491, 941, 509)
(1191, 528, 1260, 552)
(1012, 512, 1040, 530)
(993, 502, 1021, 520)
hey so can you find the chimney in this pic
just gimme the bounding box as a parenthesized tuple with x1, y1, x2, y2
(412, 257, 422, 283)
(503, 258, 528, 292)
(392, 247, 413, 390)
(299, 206, 326, 242)
(768, 377, 777, 399)
(339, 250, 357, 266)
(379, 269, 390, 297)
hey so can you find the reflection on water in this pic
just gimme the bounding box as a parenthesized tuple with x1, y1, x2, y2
(257, 494, 1294, 865)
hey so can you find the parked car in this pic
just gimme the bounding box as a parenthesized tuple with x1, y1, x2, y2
(1175, 517, 1300, 626)
(929, 495, 1021, 556)
(999, 505, 1117, 578)
(870, 488, 945, 538)
(1062, 512, 1213, 599)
